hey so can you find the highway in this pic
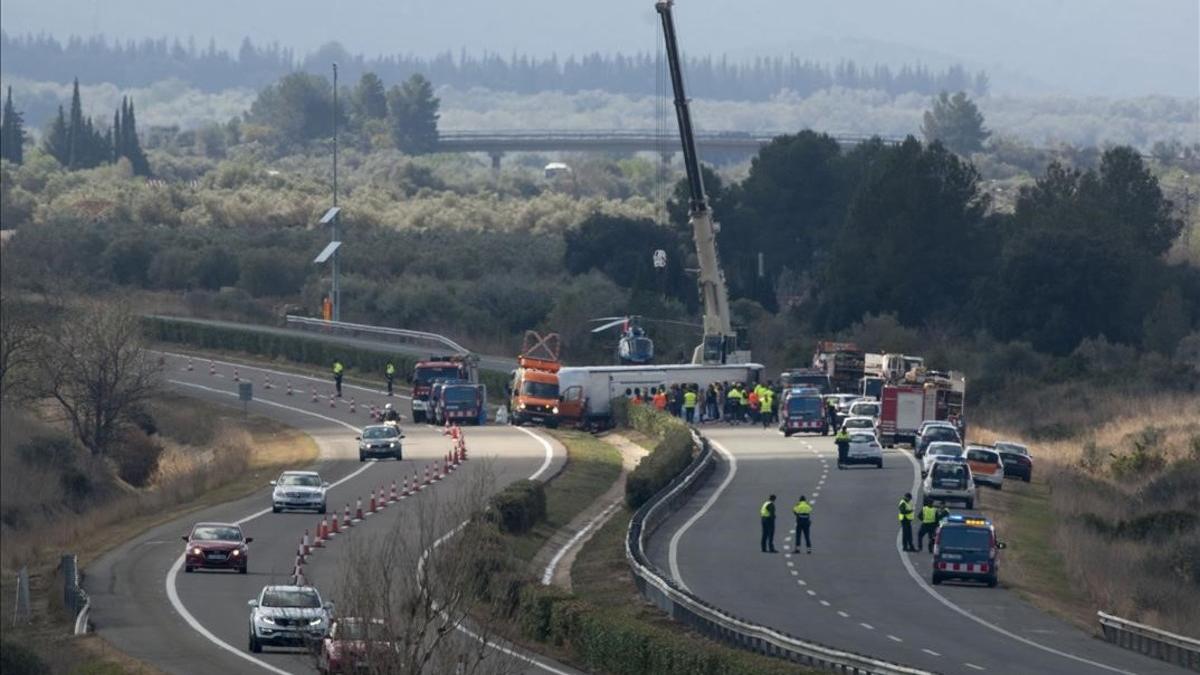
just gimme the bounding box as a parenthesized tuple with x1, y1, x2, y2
(85, 353, 579, 675)
(645, 426, 1183, 674)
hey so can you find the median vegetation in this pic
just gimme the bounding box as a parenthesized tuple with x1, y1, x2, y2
(612, 399, 697, 509)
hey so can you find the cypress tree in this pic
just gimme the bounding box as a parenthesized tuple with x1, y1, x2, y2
(122, 98, 150, 176)
(112, 107, 122, 163)
(67, 78, 83, 168)
(43, 105, 70, 165)
(1, 86, 25, 164)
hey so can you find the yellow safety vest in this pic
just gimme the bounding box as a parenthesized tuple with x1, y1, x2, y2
(683, 391, 697, 407)
(898, 499, 914, 521)
(760, 501, 774, 518)
(386, 364, 395, 376)
(921, 505, 938, 524)
(333, 362, 344, 374)
(793, 501, 813, 517)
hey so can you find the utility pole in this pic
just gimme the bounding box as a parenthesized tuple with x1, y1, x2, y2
(331, 62, 340, 321)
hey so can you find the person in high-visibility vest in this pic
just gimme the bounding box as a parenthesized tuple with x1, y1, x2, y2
(682, 386, 698, 424)
(917, 497, 939, 552)
(652, 387, 667, 411)
(834, 428, 851, 468)
(898, 492, 916, 552)
(385, 361, 396, 396)
(760, 388, 774, 429)
(760, 494, 778, 553)
(792, 495, 813, 553)
(747, 388, 760, 424)
(332, 360, 345, 397)
(727, 385, 743, 425)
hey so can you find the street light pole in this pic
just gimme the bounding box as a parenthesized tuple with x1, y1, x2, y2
(331, 62, 340, 321)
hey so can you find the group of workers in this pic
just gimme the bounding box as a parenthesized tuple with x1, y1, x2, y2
(331, 358, 401, 398)
(759, 494, 813, 554)
(757, 491, 952, 555)
(898, 492, 951, 552)
(627, 380, 781, 427)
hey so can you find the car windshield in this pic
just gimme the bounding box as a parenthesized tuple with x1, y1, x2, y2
(262, 589, 321, 608)
(787, 397, 822, 413)
(521, 381, 559, 399)
(939, 527, 992, 551)
(336, 620, 388, 640)
(415, 366, 462, 384)
(278, 474, 320, 487)
(192, 526, 242, 541)
(846, 419, 872, 427)
(851, 403, 880, 416)
(363, 426, 399, 440)
(445, 387, 477, 402)
(996, 443, 1028, 455)
(967, 450, 999, 464)
(932, 463, 968, 481)
(925, 428, 959, 441)
(929, 444, 963, 458)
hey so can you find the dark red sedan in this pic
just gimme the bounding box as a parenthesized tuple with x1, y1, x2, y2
(183, 522, 252, 573)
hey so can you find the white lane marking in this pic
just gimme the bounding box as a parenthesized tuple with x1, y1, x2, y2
(540, 501, 620, 585)
(837, 610, 850, 618)
(512, 426, 555, 481)
(160, 350, 411, 400)
(965, 663, 985, 671)
(797, 579, 807, 586)
(922, 649, 941, 657)
(894, 450, 1137, 674)
(805, 590, 816, 596)
(860, 622, 875, 630)
(888, 634, 903, 642)
(819, 600, 830, 606)
(669, 439, 737, 592)
(790, 570, 798, 576)
(163, 387, 376, 674)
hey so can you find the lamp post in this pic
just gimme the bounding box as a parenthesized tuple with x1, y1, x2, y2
(331, 62, 340, 321)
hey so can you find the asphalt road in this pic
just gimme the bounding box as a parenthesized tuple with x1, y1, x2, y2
(646, 425, 1184, 675)
(86, 353, 578, 675)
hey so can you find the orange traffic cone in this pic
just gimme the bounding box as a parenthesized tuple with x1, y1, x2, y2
(312, 388, 319, 403)
(233, 368, 239, 382)
(424, 465, 431, 484)
(209, 361, 216, 376)
(355, 498, 364, 521)
(302, 530, 311, 556)
(390, 481, 399, 502)
(343, 504, 353, 528)
(264, 374, 272, 389)
(287, 382, 294, 396)
(369, 490, 377, 514)
(349, 398, 356, 413)
(329, 394, 336, 409)
(330, 511, 340, 534)
(187, 358, 194, 371)
(314, 518, 326, 547)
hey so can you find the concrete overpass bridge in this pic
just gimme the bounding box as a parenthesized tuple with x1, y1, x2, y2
(435, 130, 905, 168)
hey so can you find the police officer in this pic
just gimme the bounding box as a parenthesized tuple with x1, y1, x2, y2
(683, 386, 698, 424)
(936, 503, 951, 524)
(332, 359, 345, 397)
(826, 398, 838, 430)
(834, 427, 851, 468)
(727, 385, 743, 425)
(917, 497, 938, 552)
(760, 494, 778, 553)
(760, 387, 774, 429)
(385, 361, 396, 396)
(898, 492, 916, 552)
(792, 495, 813, 554)
(382, 402, 401, 423)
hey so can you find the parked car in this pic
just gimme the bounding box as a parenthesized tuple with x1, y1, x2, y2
(923, 459, 976, 509)
(183, 522, 251, 573)
(247, 585, 333, 653)
(318, 617, 394, 674)
(994, 441, 1033, 482)
(922, 441, 965, 477)
(842, 431, 883, 468)
(357, 424, 404, 462)
(916, 423, 962, 458)
(840, 415, 878, 435)
(966, 446, 1005, 489)
(271, 470, 329, 513)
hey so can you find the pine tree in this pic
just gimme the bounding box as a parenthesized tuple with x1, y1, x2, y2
(43, 105, 70, 165)
(122, 98, 150, 175)
(67, 78, 84, 168)
(386, 74, 439, 155)
(1, 86, 26, 164)
(112, 107, 122, 163)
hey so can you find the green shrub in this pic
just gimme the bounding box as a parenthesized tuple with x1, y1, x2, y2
(612, 400, 697, 508)
(0, 640, 47, 675)
(488, 479, 547, 534)
(16, 435, 78, 468)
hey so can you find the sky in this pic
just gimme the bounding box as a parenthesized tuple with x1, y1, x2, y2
(1, 0, 1197, 97)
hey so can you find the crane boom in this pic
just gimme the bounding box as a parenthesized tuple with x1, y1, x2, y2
(655, 0, 747, 365)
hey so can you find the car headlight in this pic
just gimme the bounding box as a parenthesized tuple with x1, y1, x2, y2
(518, 402, 526, 410)
(257, 615, 276, 625)
(231, 549, 241, 557)
(309, 617, 324, 626)
(191, 547, 202, 555)
(389, 441, 397, 448)
(551, 406, 559, 414)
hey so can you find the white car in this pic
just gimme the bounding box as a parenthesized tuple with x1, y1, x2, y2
(247, 585, 333, 653)
(922, 441, 965, 477)
(842, 431, 883, 468)
(840, 415, 878, 435)
(966, 446, 1005, 490)
(847, 400, 881, 424)
(923, 459, 976, 509)
(271, 471, 329, 514)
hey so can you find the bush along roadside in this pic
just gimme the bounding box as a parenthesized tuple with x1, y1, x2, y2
(142, 315, 511, 396)
(612, 399, 697, 509)
(487, 480, 547, 534)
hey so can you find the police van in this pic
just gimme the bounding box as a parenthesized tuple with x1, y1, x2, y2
(932, 514, 1006, 587)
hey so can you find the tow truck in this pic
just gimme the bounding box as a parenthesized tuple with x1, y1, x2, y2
(509, 331, 562, 428)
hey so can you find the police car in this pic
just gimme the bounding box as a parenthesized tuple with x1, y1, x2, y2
(932, 514, 1006, 587)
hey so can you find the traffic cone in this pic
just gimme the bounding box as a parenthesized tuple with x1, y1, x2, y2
(349, 398, 356, 413)
(187, 358, 194, 371)
(287, 382, 294, 396)
(297, 540, 307, 564)
(209, 361, 216, 376)
(314, 518, 326, 547)
(264, 374, 272, 389)
(330, 511, 340, 534)
(233, 368, 239, 382)
(312, 388, 319, 403)
(355, 498, 364, 521)
(343, 504, 353, 528)
(369, 490, 377, 514)
(412, 471, 420, 490)
(329, 394, 336, 409)
(390, 481, 399, 502)
(424, 464, 431, 484)
(302, 531, 311, 557)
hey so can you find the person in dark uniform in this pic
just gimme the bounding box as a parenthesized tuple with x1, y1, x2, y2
(385, 361, 396, 396)
(332, 360, 345, 397)
(917, 497, 939, 552)
(834, 428, 851, 468)
(760, 494, 778, 553)
(792, 495, 813, 553)
(899, 492, 916, 552)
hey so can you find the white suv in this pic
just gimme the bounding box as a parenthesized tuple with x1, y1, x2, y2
(922, 459, 976, 509)
(247, 585, 333, 652)
(271, 471, 329, 514)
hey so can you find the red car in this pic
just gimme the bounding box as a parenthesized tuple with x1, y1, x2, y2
(318, 618, 394, 673)
(183, 522, 252, 573)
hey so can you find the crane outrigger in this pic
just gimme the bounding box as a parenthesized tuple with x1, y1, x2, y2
(655, 0, 750, 365)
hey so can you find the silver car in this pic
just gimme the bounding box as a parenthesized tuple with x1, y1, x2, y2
(922, 459, 976, 509)
(248, 585, 333, 652)
(271, 471, 328, 513)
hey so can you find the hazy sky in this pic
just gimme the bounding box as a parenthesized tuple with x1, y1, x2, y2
(2, 0, 1197, 97)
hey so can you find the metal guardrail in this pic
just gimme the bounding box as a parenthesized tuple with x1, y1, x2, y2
(60, 554, 90, 635)
(624, 431, 933, 675)
(1098, 611, 1200, 671)
(285, 316, 474, 361)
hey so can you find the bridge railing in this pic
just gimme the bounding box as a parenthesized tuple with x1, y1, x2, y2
(284, 316, 473, 360)
(625, 431, 933, 675)
(1097, 611, 1200, 671)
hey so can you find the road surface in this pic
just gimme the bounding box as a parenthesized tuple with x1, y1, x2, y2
(645, 426, 1183, 675)
(85, 353, 578, 675)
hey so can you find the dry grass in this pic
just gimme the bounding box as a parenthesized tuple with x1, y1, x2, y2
(971, 393, 1200, 637)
